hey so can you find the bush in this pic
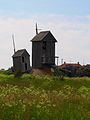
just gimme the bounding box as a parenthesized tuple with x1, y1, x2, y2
(0, 69, 13, 75)
(76, 65, 90, 77)
(14, 70, 22, 78)
(52, 66, 65, 80)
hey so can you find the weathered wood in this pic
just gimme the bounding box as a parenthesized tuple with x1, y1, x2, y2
(31, 31, 57, 68)
(12, 49, 30, 72)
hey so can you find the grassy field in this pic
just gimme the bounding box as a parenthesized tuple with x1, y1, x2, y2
(0, 73, 90, 120)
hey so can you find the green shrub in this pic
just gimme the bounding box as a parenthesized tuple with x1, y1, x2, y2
(14, 70, 22, 78)
(0, 69, 13, 75)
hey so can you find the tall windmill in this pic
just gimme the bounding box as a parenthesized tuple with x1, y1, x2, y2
(12, 34, 16, 54)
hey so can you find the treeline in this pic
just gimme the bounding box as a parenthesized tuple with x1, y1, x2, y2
(59, 64, 90, 77)
(0, 64, 90, 77)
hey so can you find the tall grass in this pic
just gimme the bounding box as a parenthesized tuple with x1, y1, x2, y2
(0, 73, 90, 120)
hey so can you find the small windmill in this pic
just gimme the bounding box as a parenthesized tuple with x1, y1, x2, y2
(12, 34, 16, 54)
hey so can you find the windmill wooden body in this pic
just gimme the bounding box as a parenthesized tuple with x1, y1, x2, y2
(12, 49, 30, 73)
(31, 31, 57, 68)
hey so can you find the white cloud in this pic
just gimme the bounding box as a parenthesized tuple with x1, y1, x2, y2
(0, 14, 90, 69)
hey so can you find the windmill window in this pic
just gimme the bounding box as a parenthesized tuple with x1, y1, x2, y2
(22, 57, 24, 63)
(43, 41, 46, 49)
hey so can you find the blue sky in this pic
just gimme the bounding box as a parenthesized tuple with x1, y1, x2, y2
(0, 0, 90, 17)
(0, 0, 90, 69)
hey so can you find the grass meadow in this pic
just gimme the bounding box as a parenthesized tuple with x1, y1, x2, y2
(0, 73, 90, 120)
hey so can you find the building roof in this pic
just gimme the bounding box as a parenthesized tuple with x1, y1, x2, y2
(31, 31, 57, 42)
(12, 49, 30, 57)
(59, 62, 81, 69)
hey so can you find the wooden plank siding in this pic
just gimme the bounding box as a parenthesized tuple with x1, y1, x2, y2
(12, 49, 30, 72)
(31, 31, 57, 68)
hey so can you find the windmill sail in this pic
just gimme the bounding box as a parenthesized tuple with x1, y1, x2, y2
(12, 34, 16, 54)
(36, 23, 42, 35)
(36, 23, 38, 35)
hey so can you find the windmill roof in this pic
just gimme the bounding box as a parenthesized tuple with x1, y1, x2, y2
(31, 31, 57, 42)
(12, 49, 30, 57)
